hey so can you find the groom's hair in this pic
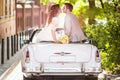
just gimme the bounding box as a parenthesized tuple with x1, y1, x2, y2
(64, 3, 73, 12)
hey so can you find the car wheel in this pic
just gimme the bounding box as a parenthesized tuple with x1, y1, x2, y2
(85, 75, 98, 80)
(43, 76, 54, 80)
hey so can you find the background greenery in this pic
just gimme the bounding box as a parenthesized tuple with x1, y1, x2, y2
(40, 0, 120, 74)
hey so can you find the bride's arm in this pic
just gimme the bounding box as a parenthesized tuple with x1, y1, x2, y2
(51, 29, 57, 42)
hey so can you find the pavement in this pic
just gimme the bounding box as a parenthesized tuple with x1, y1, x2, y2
(0, 50, 22, 80)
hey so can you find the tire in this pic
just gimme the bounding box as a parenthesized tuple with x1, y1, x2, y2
(43, 76, 54, 80)
(85, 75, 98, 80)
(54, 76, 83, 80)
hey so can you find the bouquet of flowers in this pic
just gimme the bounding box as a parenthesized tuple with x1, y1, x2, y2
(58, 35, 70, 44)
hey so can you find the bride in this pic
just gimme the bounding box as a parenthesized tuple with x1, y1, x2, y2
(34, 4, 63, 43)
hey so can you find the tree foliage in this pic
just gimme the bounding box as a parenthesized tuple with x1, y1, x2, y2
(86, 1, 120, 74)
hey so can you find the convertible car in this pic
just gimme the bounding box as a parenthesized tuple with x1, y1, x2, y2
(21, 28, 102, 80)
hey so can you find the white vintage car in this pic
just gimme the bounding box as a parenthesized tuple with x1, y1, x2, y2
(21, 28, 102, 80)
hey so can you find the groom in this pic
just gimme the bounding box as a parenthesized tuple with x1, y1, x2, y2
(62, 3, 86, 43)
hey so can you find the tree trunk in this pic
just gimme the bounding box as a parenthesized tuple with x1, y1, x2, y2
(88, 0, 95, 24)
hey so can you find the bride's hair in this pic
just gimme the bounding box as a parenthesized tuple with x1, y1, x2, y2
(48, 4, 60, 24)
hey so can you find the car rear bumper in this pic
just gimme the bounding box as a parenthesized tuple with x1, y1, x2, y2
(23, 72, 101, 78)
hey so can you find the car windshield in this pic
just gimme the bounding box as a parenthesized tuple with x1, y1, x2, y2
(31, 29, 88, 44)
(31, 28, 65, 43)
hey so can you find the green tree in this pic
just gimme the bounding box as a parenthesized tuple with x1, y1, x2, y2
(86, 0, 120, 74)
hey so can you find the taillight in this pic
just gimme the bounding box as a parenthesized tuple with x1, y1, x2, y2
(95, 50, 100, 62)
(25, 50, 30, 63)
(96, 50, 99, 57)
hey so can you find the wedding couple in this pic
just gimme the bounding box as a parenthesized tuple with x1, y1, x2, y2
(36, 3, 86, 43)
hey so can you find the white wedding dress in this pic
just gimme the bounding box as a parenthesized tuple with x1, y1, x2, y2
(34, 17, 60, 43)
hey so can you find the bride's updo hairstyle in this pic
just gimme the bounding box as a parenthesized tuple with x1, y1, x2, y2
(48, 4, 60, 24)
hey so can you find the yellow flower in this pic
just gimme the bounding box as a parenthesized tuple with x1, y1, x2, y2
(58, 35, 70, 44)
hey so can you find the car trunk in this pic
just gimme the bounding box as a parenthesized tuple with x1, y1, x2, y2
(28, 43, 92, 72)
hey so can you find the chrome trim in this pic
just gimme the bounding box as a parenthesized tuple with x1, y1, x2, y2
(23, 72, 100, 76)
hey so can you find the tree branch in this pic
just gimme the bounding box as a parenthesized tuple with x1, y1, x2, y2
(99, 0, 104, 8)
